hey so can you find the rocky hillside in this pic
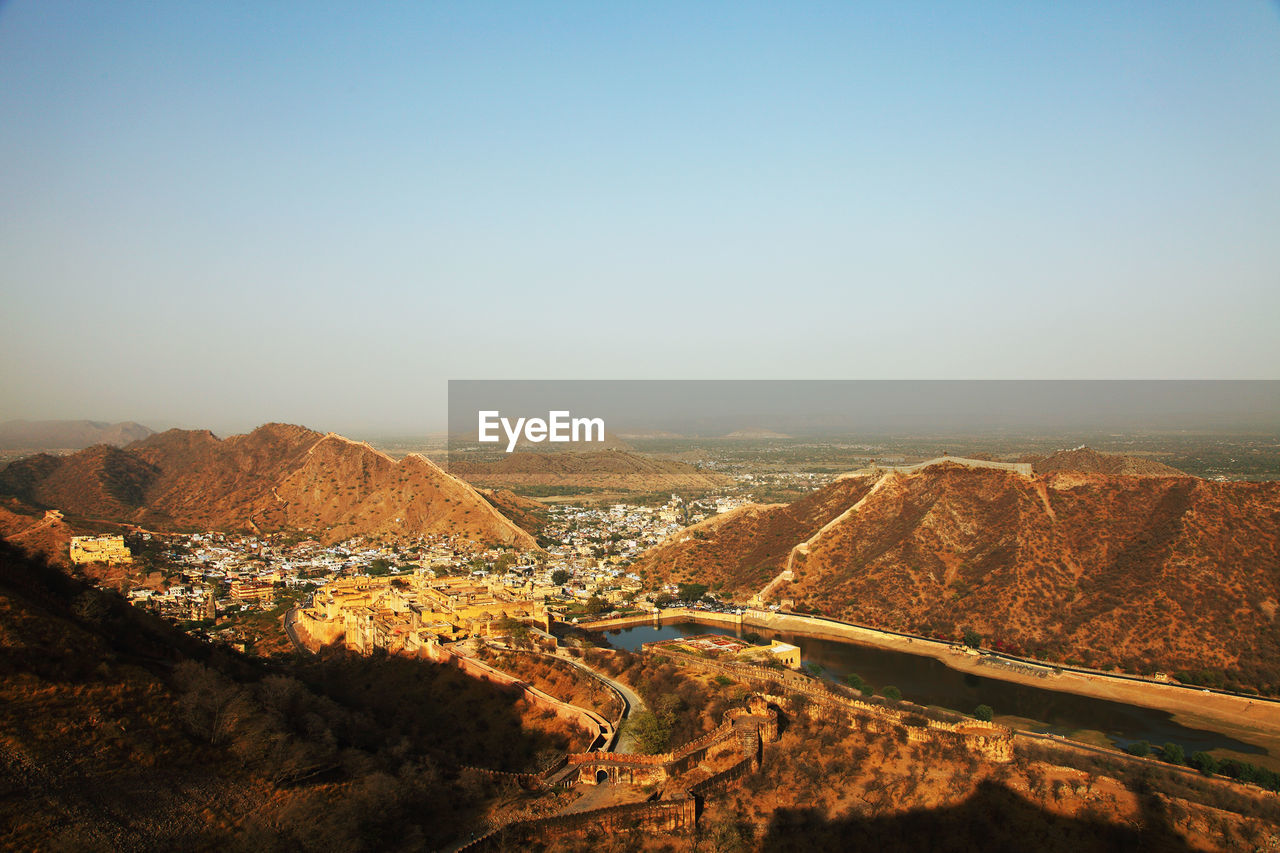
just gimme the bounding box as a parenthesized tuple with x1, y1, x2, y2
(449, 449, 733, 493)
(0, 424, 536, 549)
(1029, 447, 1187, 477)
(636, 463, 1280, 690)
(632, 474, 878, 592)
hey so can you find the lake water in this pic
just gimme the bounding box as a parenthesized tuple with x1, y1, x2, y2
(596, 621, 1266, 758)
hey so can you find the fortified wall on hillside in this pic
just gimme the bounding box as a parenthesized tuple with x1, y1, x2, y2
(649, 645, 1014, 763)
(863, 456, 1034, 477)
(421, 641, 618, 752)
(458, 695, 778, 852)
(569, 694, 779, 786)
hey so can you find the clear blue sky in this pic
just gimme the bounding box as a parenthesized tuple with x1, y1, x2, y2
(1, 2, 1277, 434)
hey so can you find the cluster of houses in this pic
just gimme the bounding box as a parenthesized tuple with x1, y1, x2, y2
(73, 490, 765, 654)
(541, 494, 753, 565)
(114, 531, 510, 632)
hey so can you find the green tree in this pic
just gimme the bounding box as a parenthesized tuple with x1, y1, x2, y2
(1123, 740, 1151, 757)
(677, 583, 708, 602)
(1161, 742, 1186, 765)
(843, 672, 866, 690)
(881, 686, 902, 701)
(1189, 751, 1218, 776)
(963, 628, 982, 649)
(629, 710, 672, 754)
(367, 558, 392, 576)
(973, 704, 994, 722)
(551, 569, 570, 585)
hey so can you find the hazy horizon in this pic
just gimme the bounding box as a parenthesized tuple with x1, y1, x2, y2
(3, 3, 1278, 435)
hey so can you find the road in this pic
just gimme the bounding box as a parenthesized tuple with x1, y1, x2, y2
(283, 594, 314, 655)
(550, 650, 648, 753)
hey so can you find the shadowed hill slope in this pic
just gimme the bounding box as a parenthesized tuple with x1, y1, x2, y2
(760, 779, 1193, 853)
(0, 541, 571, 850)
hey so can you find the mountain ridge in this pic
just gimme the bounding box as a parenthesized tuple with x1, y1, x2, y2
(0, 423, 536, 549)
(634, 462, 1280, 688)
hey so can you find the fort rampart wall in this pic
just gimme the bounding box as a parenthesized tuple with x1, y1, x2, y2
(568, 696, 778, 785)
(576, 607, 744, 632)
(422, 642, 616, 752)
(651, 646, 1013, 762)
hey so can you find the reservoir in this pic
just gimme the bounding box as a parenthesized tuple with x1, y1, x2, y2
(597, 620, 1267, 759)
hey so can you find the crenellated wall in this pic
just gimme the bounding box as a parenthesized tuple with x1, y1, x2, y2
(421, 641, 616, 752)
(654, 646, 1015, 763)
(569, 697, 780, 785)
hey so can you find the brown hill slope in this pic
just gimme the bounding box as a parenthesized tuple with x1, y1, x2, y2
(0, 445, 159, 520)
(631, 473, 879, 591)
(0, 424, 535, 548)
(449, 449, 733, 492)
(479, 488, 549, 537)
(1030, 446, 1186, 477)
(0, 501, 74, 565)
(639, 463, 1280, 689)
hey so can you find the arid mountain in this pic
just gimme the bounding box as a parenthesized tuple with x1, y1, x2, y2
(0, 424, 536, 548)
(636, 462, 1280, 689)
(0, 500, 75, 565)
(1028, 446, 1187, 477)
(633, 474, 878, 591)
(448, 449, 733, 493)
(0, 419, 153, 450)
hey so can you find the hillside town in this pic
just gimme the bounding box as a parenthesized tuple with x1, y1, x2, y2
(70, 492, 757, 653)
